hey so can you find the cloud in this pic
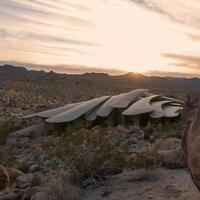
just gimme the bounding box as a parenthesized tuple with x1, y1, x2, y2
(14, 31, 98, 47)
(0, 0, 93, 27)
(0, 0, 199, 75)
(162, 53, 200, 71)
(0, 29, 8, 38)
(145, 70, 200, 78)
(132, 0, 200, 30)
(27, 0, 72, 13)
(186, 33, 200, 41)
(132, 0, 169, 15)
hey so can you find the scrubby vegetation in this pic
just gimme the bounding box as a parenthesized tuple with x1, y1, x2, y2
(0, 149, 16, 167)
(128, 148, 162, 170)
(42, 124, 162, 186)
(56, 127, 126, 185)
(152, 121, 183, 139)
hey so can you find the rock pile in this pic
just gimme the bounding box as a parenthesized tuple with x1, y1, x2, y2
(6, 123, 46, 146)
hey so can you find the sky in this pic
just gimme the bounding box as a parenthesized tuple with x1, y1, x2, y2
(0, 0, 199, 77)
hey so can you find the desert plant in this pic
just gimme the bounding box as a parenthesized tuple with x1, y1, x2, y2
(152, 121, 183, 139)
(45, 176, 79, 200)
(16, 162, 29, 173)
(32, 174, 41, 186)
(56, 127, 126, 185)
(0, 149, 16, 167)
(128, 148, 163, 170)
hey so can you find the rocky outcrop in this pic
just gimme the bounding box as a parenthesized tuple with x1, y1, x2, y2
(6, 123, 46, 146)
(0, 167, 40, 200)
(16, 174, 33, 189)
(0, 165, 23, 191)
(153, 138, 186, 168)
(181, 93, 200, 191)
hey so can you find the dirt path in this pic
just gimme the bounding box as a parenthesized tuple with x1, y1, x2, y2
(82, 168, 200, 200)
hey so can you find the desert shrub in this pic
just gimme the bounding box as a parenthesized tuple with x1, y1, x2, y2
(45, 176, 79, 200)
(0, 149, 16, 167)
(43, 124, 163, 186)
(128, 148, 162, 170)
(16, 162, 29, 173)
(56, 127, 126, 184)
(0, 121, 17, 145)
(67, 120, 93, 131)
(152, 121, 183, 139)
(32, 174, 41, 186)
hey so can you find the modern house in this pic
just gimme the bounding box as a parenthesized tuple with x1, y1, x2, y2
(24, 89, 183, 131)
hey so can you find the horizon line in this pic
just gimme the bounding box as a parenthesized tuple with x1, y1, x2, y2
(0, 61, 200, 79)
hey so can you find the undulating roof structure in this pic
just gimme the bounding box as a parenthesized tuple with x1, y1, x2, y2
(96, 89, 148, 117)
(24, 89, 183, 124)
(122, 95, 159, 116)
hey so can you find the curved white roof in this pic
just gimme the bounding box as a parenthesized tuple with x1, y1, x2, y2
(162, 96, 184, 104)
(163, 105, 183, 118)
(85, 112, 97, 121)
(122, 95, 159, 116)
(169, 102, 182, 106)
(23, 103, 80, 119)
(96, 96, 118, 117)
(145, 93, 184, 104)
(46, 96, 110, 123)
(97, 89, 148, 117)
(108, 89, 148, 108)
(84, 101, 106, 121)
(149, 100, 171, 118)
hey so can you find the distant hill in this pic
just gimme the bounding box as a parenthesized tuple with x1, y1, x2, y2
(1, 64, 200, 109)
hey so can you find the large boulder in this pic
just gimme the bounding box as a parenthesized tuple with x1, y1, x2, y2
(153, 138, 186, 168)
(181, 93, 200, 191)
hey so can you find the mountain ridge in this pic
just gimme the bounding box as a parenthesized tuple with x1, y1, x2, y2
(1, 64, 200, 108)
(1, 64, 200, 81)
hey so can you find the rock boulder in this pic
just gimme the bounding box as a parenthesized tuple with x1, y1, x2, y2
(153, 138, 186, 168)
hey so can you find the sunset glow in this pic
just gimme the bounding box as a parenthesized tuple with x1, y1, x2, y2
(0, 0, 199, 76)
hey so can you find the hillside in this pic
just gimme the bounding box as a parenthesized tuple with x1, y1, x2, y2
(2, 64, 200, 123)
(1, 65, 200, 108)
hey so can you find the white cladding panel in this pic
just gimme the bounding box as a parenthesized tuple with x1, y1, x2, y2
(150, 101, 171, 118)
(163, 105, 183, 118)
(46, 96, 110, 123)
(23, 103, 80, 119)
(122, 95, 158, 116)
(108, 89, 148, 108)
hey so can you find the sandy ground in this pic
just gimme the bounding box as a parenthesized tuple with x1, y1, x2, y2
(81, 168, 200, 200)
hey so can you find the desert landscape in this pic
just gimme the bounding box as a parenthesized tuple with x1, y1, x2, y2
(1, 65, 200, 199)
